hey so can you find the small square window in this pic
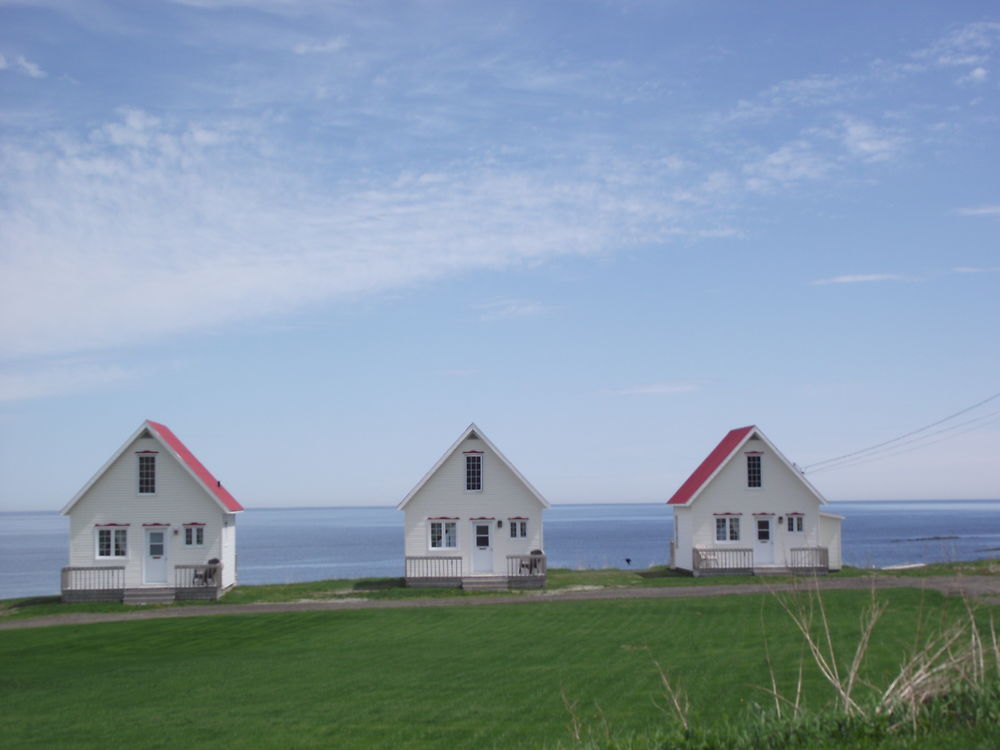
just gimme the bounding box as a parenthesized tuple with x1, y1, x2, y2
(97, 528, 128, 558)
(430, 521, 457, 549)
(509, 520, 528, 539)
(184, 527, 204, 546)
(715, 517, 740, 542)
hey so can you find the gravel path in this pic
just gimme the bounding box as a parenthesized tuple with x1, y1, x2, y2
(2, 575, 998, 631)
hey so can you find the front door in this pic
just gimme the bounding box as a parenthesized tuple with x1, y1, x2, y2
(144, 529, 168, 584)
(472, 523, 493, 573)
(754, 518, 774, 565)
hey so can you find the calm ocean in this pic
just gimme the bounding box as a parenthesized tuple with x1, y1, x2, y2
(1, 501, 998, 599)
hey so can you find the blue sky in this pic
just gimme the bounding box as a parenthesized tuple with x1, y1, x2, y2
(1, 0, 998, 510)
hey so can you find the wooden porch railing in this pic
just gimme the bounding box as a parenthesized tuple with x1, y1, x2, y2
(506, 553, 546, 578)
(405, 556, 462, 579)
(175, 563, 222, 589)
(692, 547, 753, 573)
(789, 547, 829, 570)
(61, 566, 125, 591)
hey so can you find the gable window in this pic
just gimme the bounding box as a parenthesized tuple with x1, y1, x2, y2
(97, 528, 128, 558)
(430, 521, 457, 549)
(465, 454, 482, 491)
(184, 526, 205, 546)
(715, 517, 741, 542)
(138, 454, 156, 494)
(509, 520, 528, 539)
(787, 516, 804, 532)
(746, 454, 762, 488)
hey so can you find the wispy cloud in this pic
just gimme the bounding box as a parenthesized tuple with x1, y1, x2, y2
(477, 299, 553, 322)
(954, 205, 1000, 217)
(810, 274, 914, 286)
(744, 141, 831, 192)
(0, 54, 47, 78)
(0, 110, 681, 359)
(0, 360, 137, 403)
(292, 36, 346, 55)
(836, 116, 903, 163)
(952, 266, 1000, 274)
(616, 382, 700, 396)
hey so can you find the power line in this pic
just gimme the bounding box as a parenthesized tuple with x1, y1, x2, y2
(802, 390, 1000, 472)
(807, 408, 1000, 475)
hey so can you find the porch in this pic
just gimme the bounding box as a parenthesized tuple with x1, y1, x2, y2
(691, 546, 830, 577)
(60, 562, 226, 603)
(404, 552, 547, 590)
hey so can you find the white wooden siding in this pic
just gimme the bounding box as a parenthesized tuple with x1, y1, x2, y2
(67, 434, 236, 588)
(677, 439, 829, 570)
(403, 436, 544, 573)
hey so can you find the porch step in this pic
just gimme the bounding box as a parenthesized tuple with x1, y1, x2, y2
(461, 576, 509, 592)
(123, 587, 176, 605)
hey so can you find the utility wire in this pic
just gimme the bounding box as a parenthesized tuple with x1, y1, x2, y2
(807, 408, 1000, 475)
(802, 390, 1000, 472)
(806, 406, 1000, 474)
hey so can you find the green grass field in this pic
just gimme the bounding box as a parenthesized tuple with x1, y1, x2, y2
(2, 588, 995, 749)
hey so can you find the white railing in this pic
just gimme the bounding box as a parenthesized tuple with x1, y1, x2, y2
(61, 566, 125, 591)
(693, 547, 753, 573)
(175, 563, 222, 589)
(789, 547, 829, 570)
(506, 553, 546, 578)
(405, 556, 462, 579)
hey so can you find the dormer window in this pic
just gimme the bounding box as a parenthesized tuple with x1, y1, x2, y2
(746, 453, 762, 488)
(138, 453, 156, 494)
(465, 453, 482, 491)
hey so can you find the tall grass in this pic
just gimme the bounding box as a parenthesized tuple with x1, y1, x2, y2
(561, 584, 1000, 748)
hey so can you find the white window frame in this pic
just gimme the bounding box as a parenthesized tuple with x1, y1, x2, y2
(715, 517, 741, 542)
(787, 516, 804, 532)
(429, 521, 458, 550)
(465, 454, 483, 492)
(509, 520, 528, 539)
(96, 528, 128, 559)
(184, 526, 205, 546)
(746, 454, 762, 489)
(138, 454, 157, 495)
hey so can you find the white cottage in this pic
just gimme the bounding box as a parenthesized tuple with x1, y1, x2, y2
(668, 425, 843, 576)
(398, 423, 549, 590)
(60, 420, 244, 603)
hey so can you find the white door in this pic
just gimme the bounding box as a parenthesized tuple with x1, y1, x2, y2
(754, 518, 774, 565)
(472, 523, 493, 573)
(144, 529, 168, 584)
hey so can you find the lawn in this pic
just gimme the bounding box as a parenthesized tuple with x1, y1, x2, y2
(1, 588, 994, 749)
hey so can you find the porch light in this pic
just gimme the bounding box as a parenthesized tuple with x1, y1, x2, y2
(497, 520, 503, 528)
(778, 517, 783, 524)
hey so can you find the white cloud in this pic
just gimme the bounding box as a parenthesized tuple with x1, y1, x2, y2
(958, 66, 989, 85)
(837, 116, 902, 163)
(810, 274, 913, 285)
(952, 266, 1000, 274)
(743, 141, 831, 192)
(617, 383, 699, 396)
(292, 36, 346, 55)
(0, 54, 47, 78)
(477, 298, 552, 321)
(0, 110, 686, 359)
(0, 360, 137, 403)
(954, 205, 1000, 217)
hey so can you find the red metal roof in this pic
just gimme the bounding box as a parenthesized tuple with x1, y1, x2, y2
(666, 425, 755, 505)
(147, 420, 244, 512)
